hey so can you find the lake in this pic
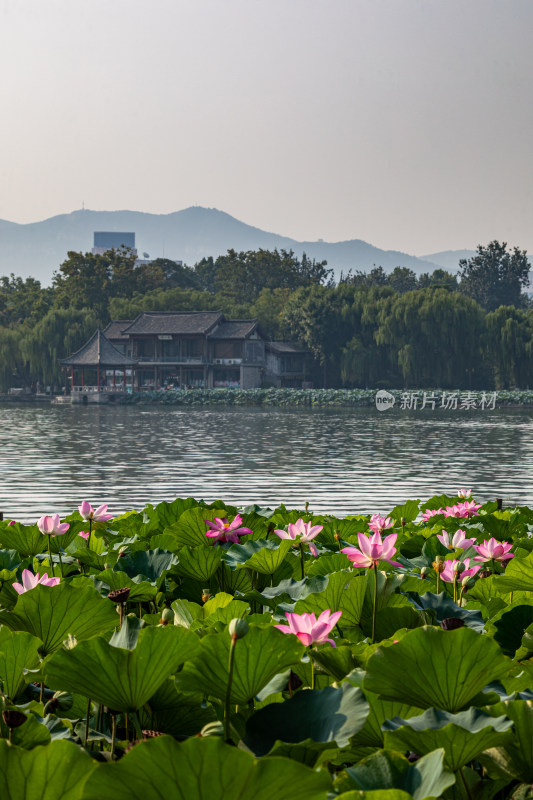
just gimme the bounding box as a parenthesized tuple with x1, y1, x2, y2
(1, 402, 532, 522)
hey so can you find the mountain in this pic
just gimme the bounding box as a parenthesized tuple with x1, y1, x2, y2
(0, 207, 443, 285)
(420, 250, 476, 272)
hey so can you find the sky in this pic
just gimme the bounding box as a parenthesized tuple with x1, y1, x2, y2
(1, 0, 532, 256)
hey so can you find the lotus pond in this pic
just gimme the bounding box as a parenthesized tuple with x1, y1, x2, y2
(1, 493, 533, 799)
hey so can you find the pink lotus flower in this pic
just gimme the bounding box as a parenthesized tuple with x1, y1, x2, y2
(7, 520, 15, 526)
(440, 558, 481, 583)
(13, 569, 60, 594)
(274, 518, 323, 557)
(437, 529, 476, 550)
(457, 488, 472, 498)
(421, 508, 444, 522)
(274, 609, 342, 647)
(204, 514, 252, 544)
(78, 501, 113, 523)
(78, 531, 90, 540)
(37, 514, 70, 536)
(341, 531, 402, 569)
(443, 501, 482, 519)
(368, 514, 394, 534)
(473, 538, 514, 563)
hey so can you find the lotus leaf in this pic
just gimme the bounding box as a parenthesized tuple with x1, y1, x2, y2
(0, 628, 42, 699)
(175, 624, 304, 704)
(81, 735, 332, 800)
(295, 571, 367, 628)
(173, 544, 222, 581)
(44, 624, 200, 712)
(382, 707, 514, 771)
(0, 582, 119, 655)
(337, 748, 455, 800)
(0, 739, 95, 799)
(244, 683, 369, 756)
(364, 626, 509, 711)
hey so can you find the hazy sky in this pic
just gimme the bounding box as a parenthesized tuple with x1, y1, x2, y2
(1, 0, 532, 255)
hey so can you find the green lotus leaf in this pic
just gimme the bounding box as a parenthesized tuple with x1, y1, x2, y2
(81, 736, 331, 800)
(175, 624, 304, 704)
(364, 626, 509, 712)
(407, 592, 485, 632)
(0, 711, 51, 749)
(44, 624, 200, 712)
(371, 606, 425, 641)
(0, 738, 95, 799)
(479, 700, 533, 783)
(295, 571, 367, 628)
(0, 583, 119, 655)
(244, 683, 369, 756)
(114, 549, 178, 582)
(382, 707, 514, 772)
(139, 678, 216, 737)
(146, 497, 200, 530)
(337, 748, 455, 800)
(306, 554, 351, 576)
(489, 603, 533, 657)
(0, 549, 23, 570)
(223, 539, 292, 575)
(0, 629, 42, 700)
(173, 545, 222, 582)
(311, 645, 358, 680)
(96, 570, 157, 603)
(389, 500, 421, 524)
(0, 524, 45, 558)
(494, 551, 533, 592)
(163, 507, 226, 548)
(336, 792, 414, 800)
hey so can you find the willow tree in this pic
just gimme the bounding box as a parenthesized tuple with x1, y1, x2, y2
(374, 289, 485, 388)
(484, 306, 533, 389)
(21, 308, 98, 387)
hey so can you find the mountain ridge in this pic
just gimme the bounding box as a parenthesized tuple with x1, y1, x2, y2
(0, 206, 454, 285)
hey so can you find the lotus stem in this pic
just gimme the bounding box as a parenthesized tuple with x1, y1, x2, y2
(224, 634, 237, 742)
(57, 548, 64, 578)
(310, 653, 315, 690)
(125, 712, 129, 741)
(47, 537, 54, 578)
(371, 564, 378, 644)
(436, 571, 440, 594)
(299, 544, 305, 580)
(88, 518, 92, 550)
(110, 713, 117, 760)
(84, 697, 91, 748)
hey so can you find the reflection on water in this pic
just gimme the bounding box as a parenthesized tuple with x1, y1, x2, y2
(0, 403, 532, 522)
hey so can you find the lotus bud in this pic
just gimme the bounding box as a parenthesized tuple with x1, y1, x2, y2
(453, 562, 465, 576)
(462, 576, 475, 590)
(2, 709, 27, 729)
(160, 607, 174, 625)
(201, 589, 211, 604)
(199, 721, 224, 738)
(304, 501, 309, 512)
(228, 617, 249, 640)
(44, 691, 73, 714)
(432, 556, 445, 573)
(420, 567, 430, 579)
(63, 634, 78, 649)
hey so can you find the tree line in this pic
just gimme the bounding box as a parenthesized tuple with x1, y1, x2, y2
(0, 240, 531, 391)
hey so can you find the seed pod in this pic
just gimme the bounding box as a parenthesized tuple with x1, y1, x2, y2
(108, 587, 131, 604)
(160, 607, 174, 625)
(2, 709, 27, 729)
(440, 617, 465, 630)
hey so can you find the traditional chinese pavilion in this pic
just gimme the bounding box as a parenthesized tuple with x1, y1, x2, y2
(59, 329, 137, 403)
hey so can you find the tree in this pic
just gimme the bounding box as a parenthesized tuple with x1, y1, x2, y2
(458, 241, 530, 311)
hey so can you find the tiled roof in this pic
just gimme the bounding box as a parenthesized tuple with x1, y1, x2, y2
(208, 320, 258, 339)
(60, 330, 137, 367)
(122, 311, 223, 335)
(103, 320, 133, 341)
(267, 341, 307, 354)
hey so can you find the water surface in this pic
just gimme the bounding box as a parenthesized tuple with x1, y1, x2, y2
(1, 403, 532, 522)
